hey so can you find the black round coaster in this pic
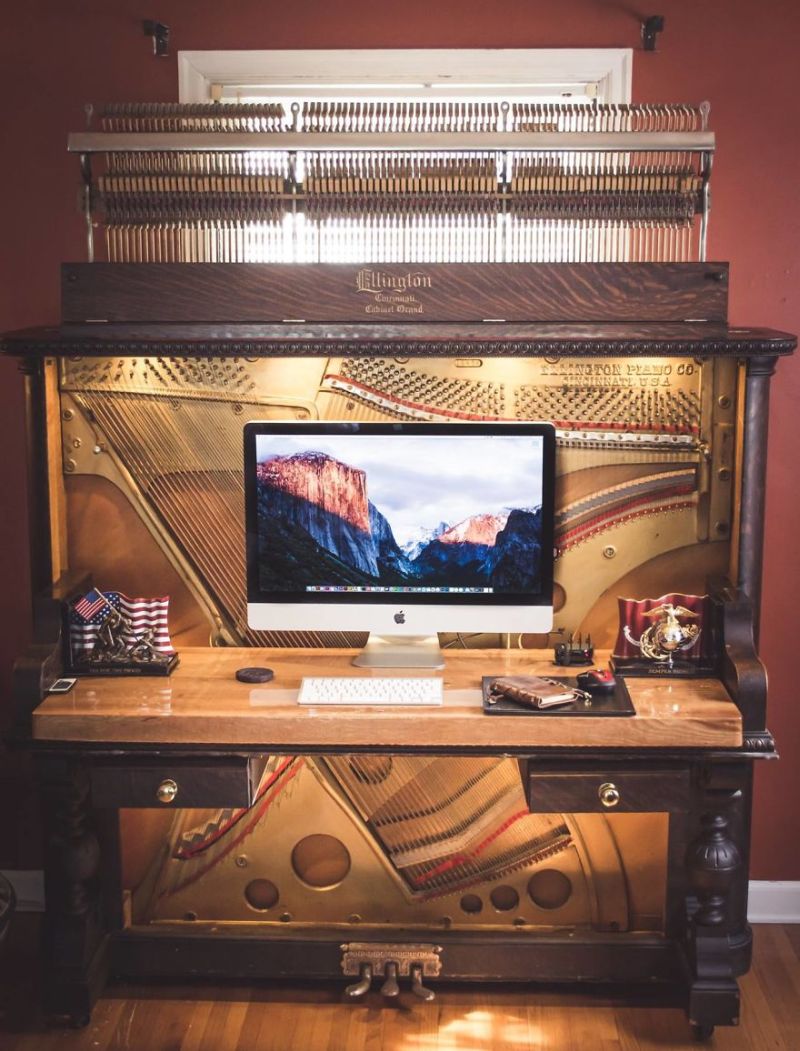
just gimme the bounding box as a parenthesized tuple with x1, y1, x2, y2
(235, 666, 274, 684)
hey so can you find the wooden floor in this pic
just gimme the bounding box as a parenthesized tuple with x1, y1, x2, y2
(1, 922, 798, 1050)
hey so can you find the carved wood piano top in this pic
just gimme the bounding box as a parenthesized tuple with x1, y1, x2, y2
(30, 648, 743, 750)
(2, 322, 796, 360)
(3, 262, 795, 359)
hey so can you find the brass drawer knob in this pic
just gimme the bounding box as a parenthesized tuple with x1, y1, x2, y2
(156, 778, 179, 804)
(598, 782, 620, 808)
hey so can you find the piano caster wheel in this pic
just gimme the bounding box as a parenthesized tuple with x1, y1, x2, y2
(380, 961, 400, 999)
(691, 1023, 715, 1042)
(344, 962, 373, 1001)
(410, 963, 436, 1002)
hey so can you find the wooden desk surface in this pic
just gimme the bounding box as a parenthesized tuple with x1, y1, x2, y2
(31, 648, 742, 750)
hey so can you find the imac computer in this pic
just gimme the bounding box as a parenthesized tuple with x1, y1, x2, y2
(244, 421, 556, 668)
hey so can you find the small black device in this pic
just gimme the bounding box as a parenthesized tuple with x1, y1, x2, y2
(554, 633, 594, 667)
(48, 677, 77, 694)
(235, 667, 274, 684)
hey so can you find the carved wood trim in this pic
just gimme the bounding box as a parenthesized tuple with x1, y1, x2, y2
(2, 330, 796, 359)
(38, 757, 112, 1024)
(40, 760, 101, 919)
(686, 790, 743, 928)
(683, 778, 749, 1031)
(709, 585, 768, 733)
(740, 731, 776, 754)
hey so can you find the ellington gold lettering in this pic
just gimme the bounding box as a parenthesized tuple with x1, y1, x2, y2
(356, 268, 432, 295)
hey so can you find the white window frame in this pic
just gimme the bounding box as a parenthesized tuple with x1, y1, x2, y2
(178, 49, 632, 105)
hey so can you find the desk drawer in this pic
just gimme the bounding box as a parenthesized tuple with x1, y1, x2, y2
(90, 757, 266, 809)
(526, 764, 690, 813)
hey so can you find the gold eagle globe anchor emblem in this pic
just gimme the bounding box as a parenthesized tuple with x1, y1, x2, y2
(623, 603, 702, 670)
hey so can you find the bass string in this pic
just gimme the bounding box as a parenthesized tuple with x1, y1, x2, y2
(84, 385, 347, 647)
(85, 391, 250, 637)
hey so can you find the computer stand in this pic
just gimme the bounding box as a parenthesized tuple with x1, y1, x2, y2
(351, 634, 445, 669)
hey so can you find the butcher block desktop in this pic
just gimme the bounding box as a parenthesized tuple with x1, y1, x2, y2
(30, 648, 742, 751)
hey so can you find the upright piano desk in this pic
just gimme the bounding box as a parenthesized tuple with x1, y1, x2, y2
(28, 648, 753, 1037)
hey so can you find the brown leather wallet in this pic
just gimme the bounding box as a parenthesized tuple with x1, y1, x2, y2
(487, 675, 577, 710)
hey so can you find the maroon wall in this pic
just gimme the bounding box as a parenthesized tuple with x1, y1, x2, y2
(1, 0, 798, 877)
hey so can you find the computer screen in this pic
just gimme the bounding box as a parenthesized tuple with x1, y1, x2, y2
(244, 422, 555, 651)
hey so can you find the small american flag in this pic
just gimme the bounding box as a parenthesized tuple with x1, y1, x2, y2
(70, 591, 175, 659)
(73, 588, 110, 622)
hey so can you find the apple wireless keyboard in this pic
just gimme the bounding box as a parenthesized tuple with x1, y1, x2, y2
(298, 676, 443, 707)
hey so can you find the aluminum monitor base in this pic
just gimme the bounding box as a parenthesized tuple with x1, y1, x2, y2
(352, 634, 445, 669)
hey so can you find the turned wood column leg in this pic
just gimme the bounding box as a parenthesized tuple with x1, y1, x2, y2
(684, 779, 748, 1035)
(39, 757, 109, 1027)
(738, 354, 778, 648)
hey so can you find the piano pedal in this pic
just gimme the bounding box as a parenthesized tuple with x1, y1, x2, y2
(344, 962, 373, 1001)
(341, 942, 441, 1004)
(410, 963, 436, 1002)
(379, 961, 400, 1000)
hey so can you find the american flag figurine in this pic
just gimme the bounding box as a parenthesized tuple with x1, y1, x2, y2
(72, 588, 110, 623)
(68, 589, 177, 674)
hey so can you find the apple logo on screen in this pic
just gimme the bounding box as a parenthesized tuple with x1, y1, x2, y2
(394, 611, 406, 625)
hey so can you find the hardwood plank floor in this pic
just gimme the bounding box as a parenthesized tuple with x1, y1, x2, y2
(1, 922, 798, 1050)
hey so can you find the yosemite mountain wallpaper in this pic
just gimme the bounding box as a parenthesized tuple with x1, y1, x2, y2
(254, 435, 545, 594)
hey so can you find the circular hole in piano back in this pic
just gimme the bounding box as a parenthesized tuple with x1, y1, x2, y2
(527, 869, 573, 910)
(489, 885, 520, 912)
(459, 894, 483, 914)
(244, 878, 279, 911)
(291, 834, 351, 888)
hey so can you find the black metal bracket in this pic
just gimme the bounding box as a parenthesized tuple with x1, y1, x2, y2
(142, 20, 170, 58)
(642, 15, 665, 51)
